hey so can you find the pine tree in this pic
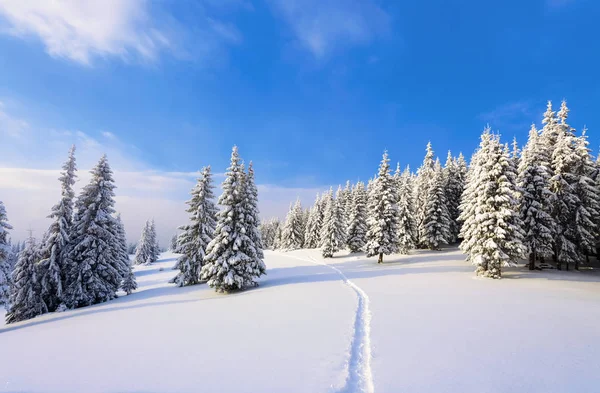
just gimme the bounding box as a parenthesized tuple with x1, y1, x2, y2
(421, 159, 452, 250)
(200, 146, 266, 292)
(415, 142, 436, 247)
(149, 219, 160, 262)
(304, 194, 325, 248)
(396, 167, 416, 253)
(346, 182, 368, 253)
(366, 151, 400, 263)
(0, 201, 13, 305)
(133, 221, 156, 265)
(459, 128, 525, 278)
(517, 125, 555, 270)
(6, 236, 47, 323)
(38, 145, 77, 311)
(443, 151, 465, 243)
(113, 214, 132, 288)
(281, 199, 304, 250)
(321, 189, 345, 258)
(335, 185, 348, 246)
(245, 162, 264, 259)
(62, 155, 121, 308)
(340, 180, 352, 232)
(172, 166, 218, 287)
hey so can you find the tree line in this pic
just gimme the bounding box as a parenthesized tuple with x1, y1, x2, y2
(261, 100, 599, 278)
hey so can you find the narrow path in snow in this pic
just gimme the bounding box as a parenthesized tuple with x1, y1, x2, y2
(278, 251, 375, 393)
(302, 254, 374, 393)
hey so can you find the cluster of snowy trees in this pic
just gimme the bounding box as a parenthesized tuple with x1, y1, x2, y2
(262, 145, 466, 263)
(133, 220, 160, 265)
(171, 146, 266, 292)
(0, 146, 137, 324)
(268, 100, 599, 278)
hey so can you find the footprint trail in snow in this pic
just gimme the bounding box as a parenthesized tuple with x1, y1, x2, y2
(304, 254, 374, 393)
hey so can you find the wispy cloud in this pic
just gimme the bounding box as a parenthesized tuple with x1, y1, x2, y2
(0, 0, 246, 66)
(267, 0, 390, 58)
(477, 100, 537, 133)
(0, 101, 29, 137)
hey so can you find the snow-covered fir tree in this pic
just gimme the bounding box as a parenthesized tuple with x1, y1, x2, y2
(244, 162, 265, 260)
(149, 219, 161, 262)
(415, 142, 436, 247)
(366, 151, 400, 263)
(320, 189, 345, 258)
(421, 159, 452, 250)
(259, 218, 280, 250)
(281, 199, 304, 250)
(200, 146, 266, 292)
(304, 194, 324, 248)
(62, 155, 122, 308)
(335, 186, 348, 246)
(6, 235, 47, 323)
(133, 220, 158, 265)
(459, 128, 525, 278)
(172, 166, 218, 287)
(339, 180, 352, 232)
(0, 201, 13, 305)
(517, 124, 555, 270)
(38, 145, 77, 311)
(443, 151, 465, 243)
(396, 167, 416, 253)
(113, 214, 133, 290)
(346, 182, 368, 253)
(169, 234, 178, 252)
(572, 131, 600, 269)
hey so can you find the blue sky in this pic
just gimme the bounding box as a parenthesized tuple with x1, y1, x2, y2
(0, 0, 598, 241)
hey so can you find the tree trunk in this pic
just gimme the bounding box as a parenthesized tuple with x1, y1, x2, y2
(529, 252, 535, 271)
(378, 253, 383, 264)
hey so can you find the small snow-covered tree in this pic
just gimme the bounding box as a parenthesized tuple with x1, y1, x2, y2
(281, 199, 304, 250)
(366, 151, 400, 263)
(304, 194, 324, 248)
(421, 159, 452, 250)
(63, 155, 121, 308)
(335, 186, 348, 246)
(6, 236, 47, 323)
(260, 218, 280, 250)
(346, 182, 368, 253)
(321, 189, 345, 258)
(443, 151, 465, 243)
(172, 166, 218, 287)
(396, 167, 416, 253)
(37, 145, 77, 312)
(149, 219, 160, 262)
(517, 124, 555, 270)
(200, 146, 266, 292)
(169, 234, 178, 252)
(113, 214, 132, 288)
(459, 128, 525, 278)
(133, 221, 156, 265)
(0, 201, 13, 305)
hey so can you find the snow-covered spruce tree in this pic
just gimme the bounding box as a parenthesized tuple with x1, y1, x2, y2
(133, 221, 154, 265)
(244, 162, 265, 260)
(320, 189, 345, 258)
(113, 214, 132, 289)
(62, 155, 122, 308)
(366, 151, 400, 263)
(169, 234, 178, 252)
(304, 194, 324, 248)
(443, 151, 464, 243)
(37, 145, 77, 311)
(511, 137, 520, 171)
(200, 146, 266, 292)
(172, 166, 218, 287)
(273, 222, 283, 250)
(6, 236, 47, 323)
(149, 219, 161, 262)
(540, 101, 560, 160)
(0, 201, 13, 305)
(259, 218, 280, 250)
(281, 199, 304, 250)
(415, 142, 436, 247)
(421, 159, 452, 250)
(396, 167, 416, 253)
(517, 124, 555, 270)
(459, 128, 525, 278)
(340, 180, 352, 231)
(335, 186, 348, 246)
(573, 128, 600, 269)
(346, 182, 368, 253)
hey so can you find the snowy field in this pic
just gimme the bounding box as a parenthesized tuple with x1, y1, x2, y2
(1, 248, 600, 393)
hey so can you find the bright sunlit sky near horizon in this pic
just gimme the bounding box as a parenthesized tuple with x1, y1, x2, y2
(1, 0, 599, 242)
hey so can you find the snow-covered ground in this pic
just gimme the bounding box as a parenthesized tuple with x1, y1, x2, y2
(1, 248, 600, 393)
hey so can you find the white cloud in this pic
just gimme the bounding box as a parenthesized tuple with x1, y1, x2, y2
(267, 0, 390, 58)
(0, 101, 28, 137)
(0, 0, 171, 65)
